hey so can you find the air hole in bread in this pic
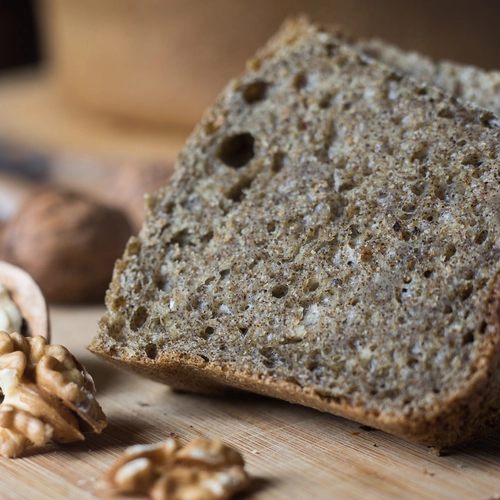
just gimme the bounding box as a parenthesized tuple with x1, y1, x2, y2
(171, 229, 192, 247)
(187, 296, 200, 311)
(462, 331, 474, 345)
(407, 357, 418, 368)
(225, 176, 254, 202)
(271, 284, 289, 298)
(443, 305, 453, 314)
(306, 280, 320, 292)
(127, 239, 142, 256)
(433, 184, 446, 201)
(271, 152, 286, 173)
(130, 306, 148, 331)
(402, 203, 417, 214)
(411, 183, 425, 196)
(260, 347, 279, 368)
(218, 133, 255, 168)
(480, 111, 496, 128)
(460, 283, 473, 301)
(339, 181, 356, 192)
(106, 322, 125, 342)
(401, 231, 411, 241)
(163, 201, 175, 214)
(305, 227, 319, 244)
(349, 224, 360, 240)
(342, 101, 352, 112)
(242, 80, 269, 104)
(423, 269, 433, 278)
(239, 327, 248, 335)
(200, 326, 215, 340)
(267, 221, 276, 233)
(315, 120, 337, 163)
(201, 230, 214, 245)
(324, 43, 337, 57)
(478, 321, 487, 334)
(111, 296, 126, 312)
(220, 269, 230, 280)
(474, 230, 488, 245)
(411, 144, 429, 163)
(293, 71, 308, 91)
(322, 345, 332, 356)
(145, 344, 157, 360)
(462, 152, 482, 168)
(306, 361, 319, 371)
(437, 107, 454, 119)
(319, 93, 332, 108)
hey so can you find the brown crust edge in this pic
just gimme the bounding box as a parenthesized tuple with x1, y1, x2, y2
(90, 276, 500, 448)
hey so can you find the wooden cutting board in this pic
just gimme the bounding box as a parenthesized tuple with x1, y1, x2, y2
(1, 305, 499, 500)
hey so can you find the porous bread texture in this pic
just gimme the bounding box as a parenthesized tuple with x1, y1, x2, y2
(90, 18, 500, 447)
(356, 36, 500, 114)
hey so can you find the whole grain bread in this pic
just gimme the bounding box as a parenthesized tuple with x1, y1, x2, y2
(355, 35, 500, 113)
(90, 18, 500, 447)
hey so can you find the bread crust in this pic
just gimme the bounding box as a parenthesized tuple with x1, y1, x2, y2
(91, 275, 500, 448)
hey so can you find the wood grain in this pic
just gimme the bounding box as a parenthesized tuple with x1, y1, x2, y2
(1, 305, 498, 500)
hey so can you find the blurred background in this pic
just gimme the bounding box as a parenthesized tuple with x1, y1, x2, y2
(1, 0, 500, 304)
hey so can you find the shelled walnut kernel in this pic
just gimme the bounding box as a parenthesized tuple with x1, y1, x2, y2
(0, 331, 107, 457)
(104, 437, 250, 500)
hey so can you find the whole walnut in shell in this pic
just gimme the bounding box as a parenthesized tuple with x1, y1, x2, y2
(1, 188, 132, 303)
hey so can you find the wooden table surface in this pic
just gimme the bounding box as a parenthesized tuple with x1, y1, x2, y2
(0, 305, 497, 500)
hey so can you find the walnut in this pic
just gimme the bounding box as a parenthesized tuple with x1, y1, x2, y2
(103, 437, 250, 500)
(0, 284, 22, 334)
(1, 188, 132, 303)
(0, 260, 49, 341)
(0, 331, 107, 457)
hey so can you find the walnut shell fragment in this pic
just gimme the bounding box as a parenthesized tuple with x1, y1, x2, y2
(103, 437, 250, 500)
(0, 260, 49, 341)
(0, 331, 107, 457)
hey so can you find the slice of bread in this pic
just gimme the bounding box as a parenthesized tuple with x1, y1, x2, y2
(355, 36, 500, 113)
(90, 18, 500, 447)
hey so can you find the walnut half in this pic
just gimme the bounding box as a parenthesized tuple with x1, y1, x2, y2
(0, 331, 107, 457)
(103, 437, 250, 500)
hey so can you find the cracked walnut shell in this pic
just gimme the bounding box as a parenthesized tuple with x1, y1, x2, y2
(103, 437, 250, 500)
(0, 331, 107, 457)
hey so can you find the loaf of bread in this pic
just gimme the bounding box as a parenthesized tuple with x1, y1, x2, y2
(90, 18, 500, 447)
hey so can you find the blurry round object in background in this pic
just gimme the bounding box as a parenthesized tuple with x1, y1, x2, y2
(38, 0, 500, 128)
(0, 188, 132, 303)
